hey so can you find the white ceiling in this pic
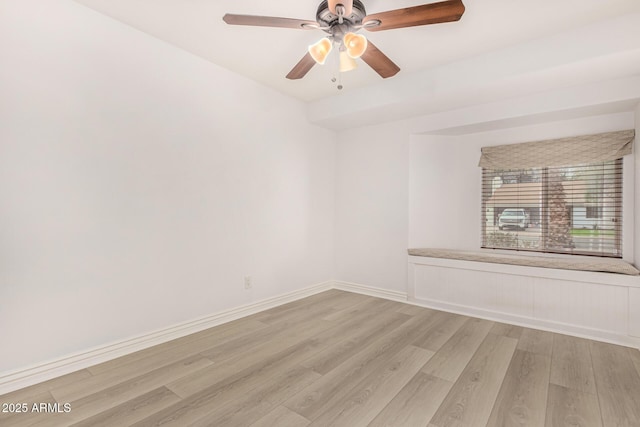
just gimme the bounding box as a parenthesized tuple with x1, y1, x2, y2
(73, 0, 640, 103)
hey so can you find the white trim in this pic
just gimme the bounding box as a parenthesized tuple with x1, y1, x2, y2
(332, 280, 408, 302)
(411, 296, 640, 349)
(0, 281, 332, 395)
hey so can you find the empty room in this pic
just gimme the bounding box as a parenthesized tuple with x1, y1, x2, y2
(2, 0, 640, 426)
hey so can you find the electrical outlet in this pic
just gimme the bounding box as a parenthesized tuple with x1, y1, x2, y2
(244, 276, 252, 290)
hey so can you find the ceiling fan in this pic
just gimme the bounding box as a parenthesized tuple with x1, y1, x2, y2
(223, 0, 465, 80)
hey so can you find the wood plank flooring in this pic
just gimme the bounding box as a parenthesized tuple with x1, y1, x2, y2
(2, 289, 640, 426)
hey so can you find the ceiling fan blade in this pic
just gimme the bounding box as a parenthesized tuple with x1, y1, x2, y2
(223, 14, 318, 29)
(360, 41, 400, 78)
(286, 53, 316, 80)
(363, 0, 465, 32)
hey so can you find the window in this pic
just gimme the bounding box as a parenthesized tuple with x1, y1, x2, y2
(586, 205, 602, 219)
(479, 130, 634, 258)
(482, 160, 622, 257)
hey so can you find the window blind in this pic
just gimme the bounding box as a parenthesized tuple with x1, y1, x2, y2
(479, 130, 634, 169)
(480, 130, 633, 258)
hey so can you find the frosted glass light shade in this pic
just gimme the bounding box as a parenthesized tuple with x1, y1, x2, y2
(343, 32, 367, 59)
(308, 38, 333, 65)
(339, 51, 358, 72)
(328, 0, 353, 16)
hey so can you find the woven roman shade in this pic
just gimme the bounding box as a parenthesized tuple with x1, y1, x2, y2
(478, 130, 635, 169)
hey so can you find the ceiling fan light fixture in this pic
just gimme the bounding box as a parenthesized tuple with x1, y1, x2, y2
(339, 51, 358, 72)
(308, 37, 333, 65)
(343, 32, 367, 59)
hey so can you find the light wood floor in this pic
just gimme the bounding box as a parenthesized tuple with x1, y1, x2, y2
(2, 290, 640, 426)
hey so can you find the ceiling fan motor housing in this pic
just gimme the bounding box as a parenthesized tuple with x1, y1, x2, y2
(316, 0, 367, 34)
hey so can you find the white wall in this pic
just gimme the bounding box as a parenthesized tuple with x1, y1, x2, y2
(0, 0, 335, 375)
(334, 122, 409, 292)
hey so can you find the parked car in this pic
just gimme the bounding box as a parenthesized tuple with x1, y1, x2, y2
(498, 208, 530, 230)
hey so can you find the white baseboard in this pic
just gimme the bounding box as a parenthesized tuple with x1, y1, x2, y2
(0, 281, 332, 395)
(411, 296, 640, 349)
(333, 280, 408, 302)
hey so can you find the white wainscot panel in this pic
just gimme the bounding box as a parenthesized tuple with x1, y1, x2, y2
(414, 264, 534, 318)
(631, 287, 640, 337)
(533, 278, 628, 334)
(409, 256, 640, 348)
